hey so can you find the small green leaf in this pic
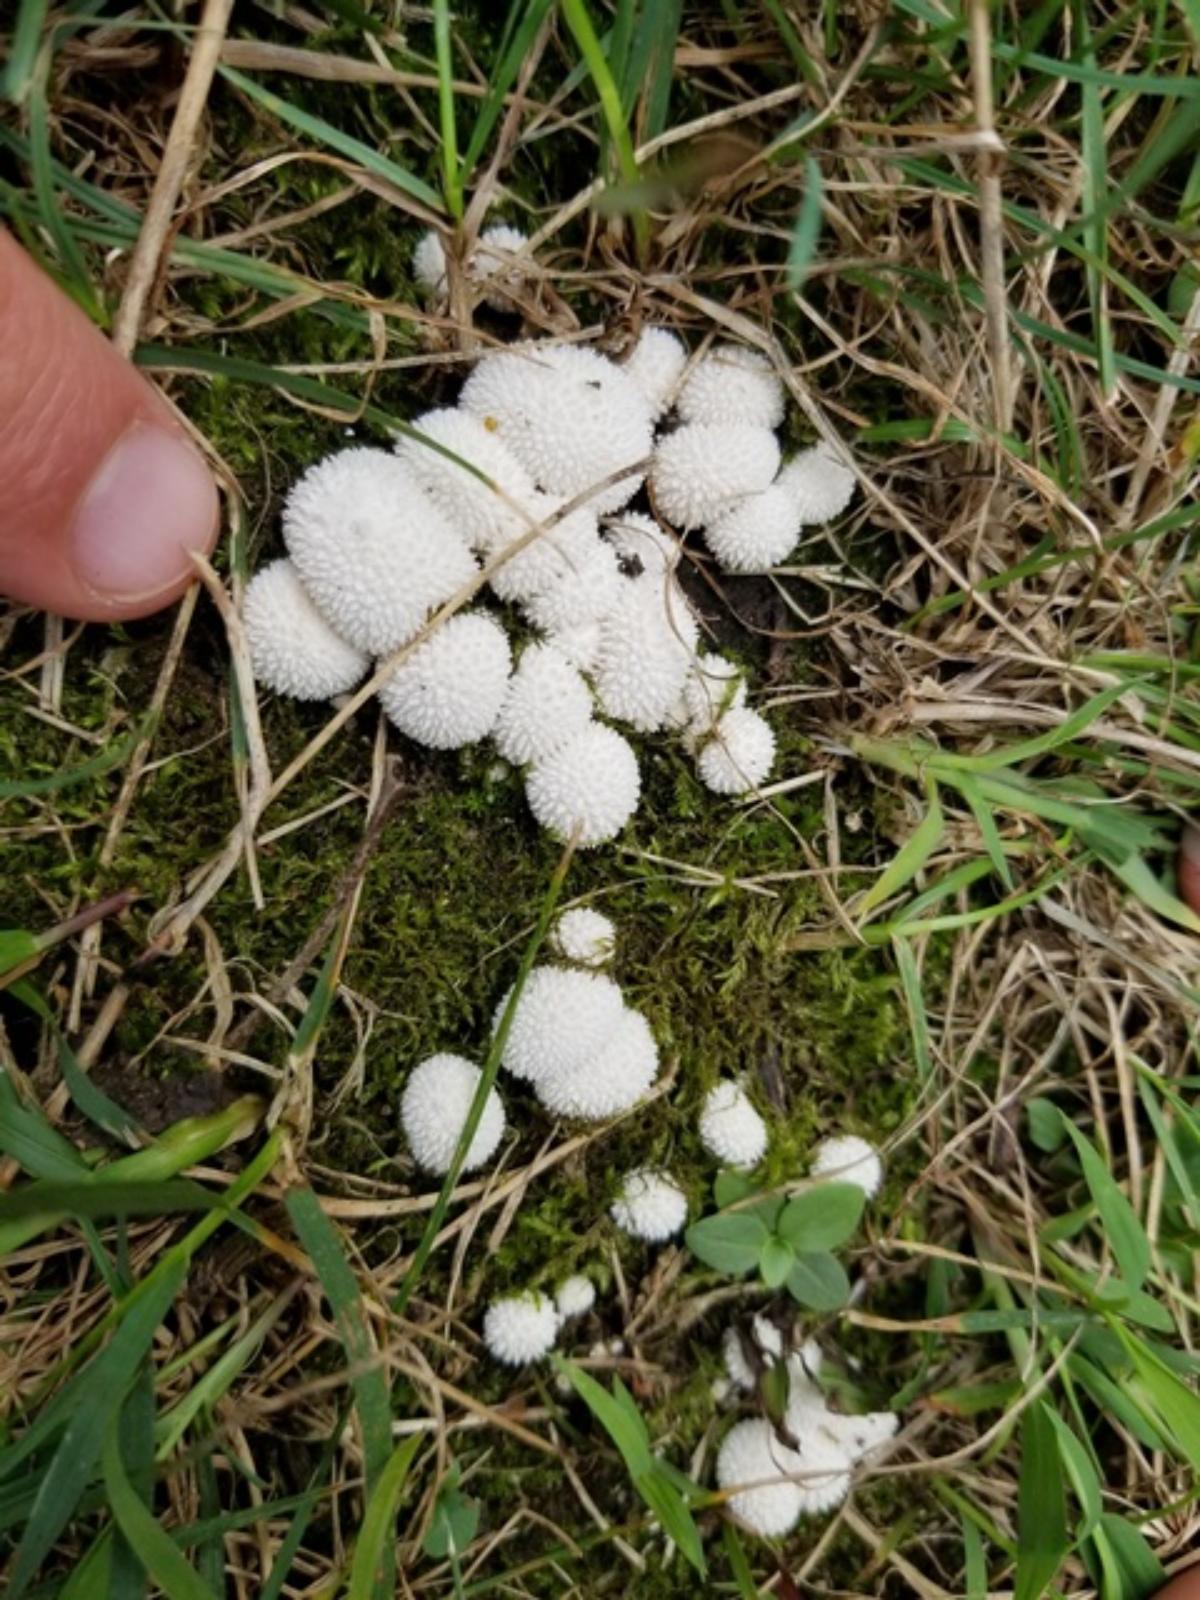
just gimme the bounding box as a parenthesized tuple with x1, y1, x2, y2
(1015, 1402, 1068, 1600)
(1043, 1410, 1102, 1538)
(776, 1183, 865, 1251)
(1060, 1122, 1150, 1294)
(0, 928, 37, 977)
(713, 1169, 757, 1208)
(554, 1360, 652, 1478)
(759, 1235, 794, 1289)
(1087, 1513, 1165, 1600)
(346, 1437, 423, 1600)
(422, 1479, 480, 1560)
(635, 1465, 706, 1576)
(785, 1251, 850, 1311)
(685, 1211, 769, 1276)
(1027, 1097, 1065, 1152)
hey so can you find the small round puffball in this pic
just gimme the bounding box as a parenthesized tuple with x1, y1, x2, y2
(683, 655, 747, 734)
(487, 495, 599, 605)
(610, 1168, 687, 1241)
(696, 707, 776, 795)
(400, 1053, 505, 1174)
(723, 1314, 785, 1390)
(716, 1419, 807, 1538)
(555, 1274, 597, 1320)
(699, 1081, 768, 1169)
(810, 1134, 883, 1198)
(243, 559, 368, 700)
(621, 327, 688, 417)
(594, 574, 700, 733)
(677, 344, 785, 430)
(379, 611, 511, 749)
(496, 966, 625, 1083)
(493, 642, 594, 766)
(284, 447, 476, 655)
(536, 1005, 658, 1120)
(703, 483, 802, 575)
(525, 723, 641, 847)
(412, 229, 447, 296)
(777, 443, 857, 525)
(552, 907, 616, 966)
(604, 510, 680, 577)
(483, 1292, 559, 1365)
(461, 344, 653, 513)
(651, 423, 780, 530)
(471, 222, 532, 308)
(395, 408, 533, 555)
(521, 536, 624, 635)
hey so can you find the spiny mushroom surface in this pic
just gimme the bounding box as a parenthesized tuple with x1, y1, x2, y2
(536, 1004, 658, 1120)
(554, 1274, 597, 1319)
(621, 326, 688, 417)
(650, 422, 780, 529)
(610, 1168, 687, 1241)
(810, 1134, 883, 1197)
(696, 706, 777, 795)
(283, 448, 476, 655)
(395, 408, 533, 555)
(777, 442, 857, 525)
(378, 611, 511, 749)
(593, 573, 700, 733)
(400, 1053, 506, 1175)
(683, 655, 747, 735)
(482, 1292, 559, 1364)
(524, 723, 641, 847)
(496, 966, 625, 1083)
(699, 1080, 768, 1169)
(492, 642, 594, 766)
(703, 482, 802, 575)
(677, 344, 785, 430)
(244, 558, 368, 700)
(551, 907, 615, 966)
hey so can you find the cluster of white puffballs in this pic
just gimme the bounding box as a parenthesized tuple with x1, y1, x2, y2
(716, 1329, 897, 1536)
(242, 224, 860, 848)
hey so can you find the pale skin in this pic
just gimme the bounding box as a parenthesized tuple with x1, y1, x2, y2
(0, 230, 219, 622)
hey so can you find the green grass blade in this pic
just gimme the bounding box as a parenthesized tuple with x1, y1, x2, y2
(1059, 1122, 1150, 1293)
(432, 0, 462, 218)
(957, 776, 1015, 889)
(786, 156, 824, 289)
(110, 1358, 156, 1600)
(285, 1188, 394, 1595)
(217, 65, 443, 212)
(1118, 1330, 1200, 1468)
(628, 0, 680, 141)
(461, 0, 552, 175)
(102, 1426, 219, 1600)
(1015, 1401, 1068, 1600)
(10, 978, 139, 1141)
(891, 935, 934, 1079)
(857, 780, 944, 920)
(721, 1521, 762, 1599)
(346, 1436, 423, 1600)
(0, 715, 153, 799)
(4, 1258, 187, 1597)
(2, 0, 49, 104)
(1043, 1409, 1103, 1538)
(560, 0, 646, 250)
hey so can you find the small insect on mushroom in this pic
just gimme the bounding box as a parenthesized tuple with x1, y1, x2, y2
(400, 1053, 506, 1175)
(243, 558, 368, 701)
(809, 1134, 883, 1198)
(699, 1080, 768, 1169)
(483, 1291, 560, 1365)
(551, 907, 616, 967)
(610, 1168, 688, 1241)
(378, 611, 512, 750)
(525, 723, 641, 847)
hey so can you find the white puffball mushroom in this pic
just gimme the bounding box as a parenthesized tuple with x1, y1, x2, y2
(683, 655, 747, 734)
(622, 327, 688, 417)
(651, 423, 780, 530)
(379, 611, 511, 749)
(700, 1081, 768, 1169)
(493, 642, 594, 766)
(777, 443, 857, 525)
(487, 495, 599, 605)
(552, 907, 616, 966)
(412, 229, 447, 296)
(395, 408, 533, 556)
(697, 707, 776, 796)
(537, 1005, 658, 1120)
(495, 966, 625, 1083)
(283, 448, 477, 655)
(810, 1134, 883, 1198)
(604, 509, 680, 576)
(243, 559, 368, 701)
(547, 618, 604, 675)
(461, 345, 653, 513)
(716, 1420, 806, 1538)
(723, 1315, 785, 1391)
(594, 574, 700, 733)
(678, 344, 785, 430)
(472, 222, 532, 309)
(611, 1168, 687, 1241)
(525, 723, 641, 847)
(555, 1274, 597, 1320)
(703, 483, 803, 575)
(483, 1292, 560, 1365)
(521, 536, 624, 635)
(400, 1053, 506, 1175)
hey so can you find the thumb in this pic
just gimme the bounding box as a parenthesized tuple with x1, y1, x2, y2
(0, 230, 219, 622)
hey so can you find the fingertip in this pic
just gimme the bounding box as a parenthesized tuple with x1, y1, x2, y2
(67, 421, 220, 619)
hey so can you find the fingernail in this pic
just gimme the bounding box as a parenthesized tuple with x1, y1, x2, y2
(70, 422, 218, 602)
